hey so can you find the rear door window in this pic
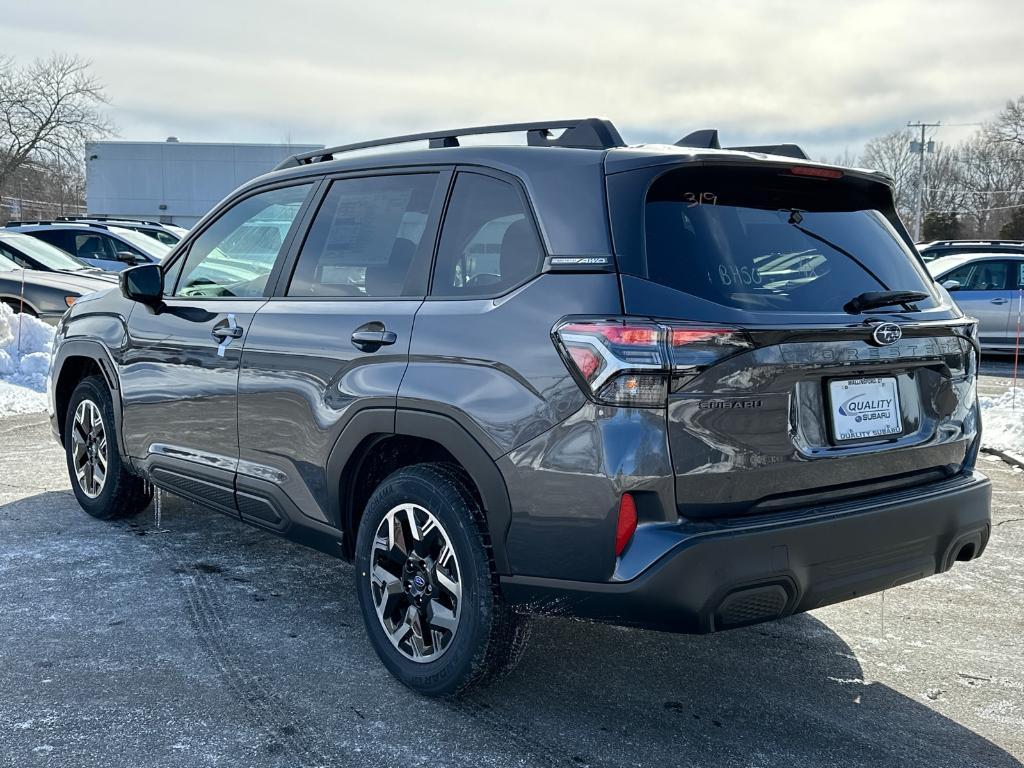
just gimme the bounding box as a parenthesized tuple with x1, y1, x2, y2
(31, 229, 75, 255)
(430, 172, 543, 297)
(287, 173, 440, 298)
(637, 166, 937, 313)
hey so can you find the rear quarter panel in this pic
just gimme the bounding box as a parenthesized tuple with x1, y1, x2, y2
(399, 273, 622, 456)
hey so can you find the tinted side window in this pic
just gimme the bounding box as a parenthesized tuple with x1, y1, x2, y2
(288, 174, 439, 298)
(75, 233, 118, 261)
(174, 184, 312, 298)
(31, 230, 74, 254)
(431, 173, 543, 297)
(944, 261, 1013, 291)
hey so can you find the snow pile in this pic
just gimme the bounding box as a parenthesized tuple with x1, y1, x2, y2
(0, 303, 55, 417)
(980, 387, 1024, 457)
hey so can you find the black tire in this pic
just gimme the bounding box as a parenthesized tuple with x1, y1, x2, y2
(64, 375, 151, 520)
(354, 463, 530, 697)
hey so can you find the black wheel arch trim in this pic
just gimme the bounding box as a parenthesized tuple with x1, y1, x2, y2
(328, 407, 513, 574)
(51, 339, 128, 460)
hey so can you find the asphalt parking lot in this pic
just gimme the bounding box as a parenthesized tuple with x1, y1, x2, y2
(0, 363, 1022, 767)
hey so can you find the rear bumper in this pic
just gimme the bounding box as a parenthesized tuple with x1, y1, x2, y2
(501, 471, 991, 632)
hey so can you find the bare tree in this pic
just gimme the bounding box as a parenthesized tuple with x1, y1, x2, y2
(987, 96, 1024, 153)
(922, 144, 968, 217)
(822, 148, 861, 168)
(956, 134, 1024, 236)
(0, 54, 114, 201)
(860, 130, 918, 222)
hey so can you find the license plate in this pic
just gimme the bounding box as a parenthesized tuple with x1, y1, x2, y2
(828, 377, 902, 442)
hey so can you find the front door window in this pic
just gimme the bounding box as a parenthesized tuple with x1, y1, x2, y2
(173, 184, 312, 298)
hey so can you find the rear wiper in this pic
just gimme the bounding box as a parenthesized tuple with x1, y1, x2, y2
(844, 290, 929, 314)
(785, 210, 891, 292)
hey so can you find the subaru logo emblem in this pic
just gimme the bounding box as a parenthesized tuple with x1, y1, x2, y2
(871, 322, 903, 346)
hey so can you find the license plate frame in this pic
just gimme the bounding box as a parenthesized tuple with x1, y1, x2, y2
(827, 376, 903, 443)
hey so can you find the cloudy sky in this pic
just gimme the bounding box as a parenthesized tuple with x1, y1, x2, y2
(4, 0, 1022, 158)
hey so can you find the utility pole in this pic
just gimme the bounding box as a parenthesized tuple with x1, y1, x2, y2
(907, 121, 940, 241)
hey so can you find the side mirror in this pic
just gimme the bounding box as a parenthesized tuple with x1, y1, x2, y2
(941, 279, 961, 292)
(120, 263, 163, 305)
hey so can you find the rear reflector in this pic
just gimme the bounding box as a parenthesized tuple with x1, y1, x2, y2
(615, 493, 638, 556)
(568, 345, 601, 381)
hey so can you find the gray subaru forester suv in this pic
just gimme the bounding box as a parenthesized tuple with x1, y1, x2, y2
(46, 119, 991, 697)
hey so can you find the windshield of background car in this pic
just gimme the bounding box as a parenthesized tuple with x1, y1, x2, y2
(0, 234, 92, 271)
(109, 227, 172, 259)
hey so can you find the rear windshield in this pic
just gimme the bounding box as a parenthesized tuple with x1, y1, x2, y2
(639, 166, 937, 313)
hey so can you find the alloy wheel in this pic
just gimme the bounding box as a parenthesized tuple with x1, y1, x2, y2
(71, 399, 108, 499)
(369, 503, 462, 663)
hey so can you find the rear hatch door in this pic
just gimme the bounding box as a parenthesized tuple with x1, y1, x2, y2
(607, 159, 978, 518)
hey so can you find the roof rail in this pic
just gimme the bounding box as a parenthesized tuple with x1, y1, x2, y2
(931, 239, 1024, 246)
(273, 118, 625, 170)
(4, 220, 111, 230)
(57, 215, 167, 227)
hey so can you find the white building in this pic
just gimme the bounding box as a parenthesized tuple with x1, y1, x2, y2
(85, 139, 323, 228)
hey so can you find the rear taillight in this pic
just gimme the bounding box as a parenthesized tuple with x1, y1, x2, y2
(553, 317, 751, 407)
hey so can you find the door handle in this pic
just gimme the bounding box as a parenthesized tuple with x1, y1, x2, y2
(212, 325, 244, 339)
(213, 314, 243, 357)
(351, 329, 398, 348)
(991, 298, 1009, 305)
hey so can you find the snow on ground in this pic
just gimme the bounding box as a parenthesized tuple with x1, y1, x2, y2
(0, 304, 54, 417)
(979, 387, 1024, 457)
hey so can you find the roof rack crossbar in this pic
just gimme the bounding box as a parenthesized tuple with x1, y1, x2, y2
(273, 118, 625, 170)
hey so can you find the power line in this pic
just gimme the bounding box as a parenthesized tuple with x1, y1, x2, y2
(928, 201, 1024, 214)
(925, 186, 1024, 194)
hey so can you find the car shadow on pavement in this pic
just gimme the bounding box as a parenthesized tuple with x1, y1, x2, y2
(1, 489, 1019, 768)
(469, 611, 1022, 768)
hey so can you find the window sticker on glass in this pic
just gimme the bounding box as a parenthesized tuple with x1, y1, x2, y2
(323, 189, 414, 267)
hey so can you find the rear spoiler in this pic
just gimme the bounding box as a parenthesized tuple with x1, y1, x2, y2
(675, 129, 809, 160)
(728, 144, 809, 160)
